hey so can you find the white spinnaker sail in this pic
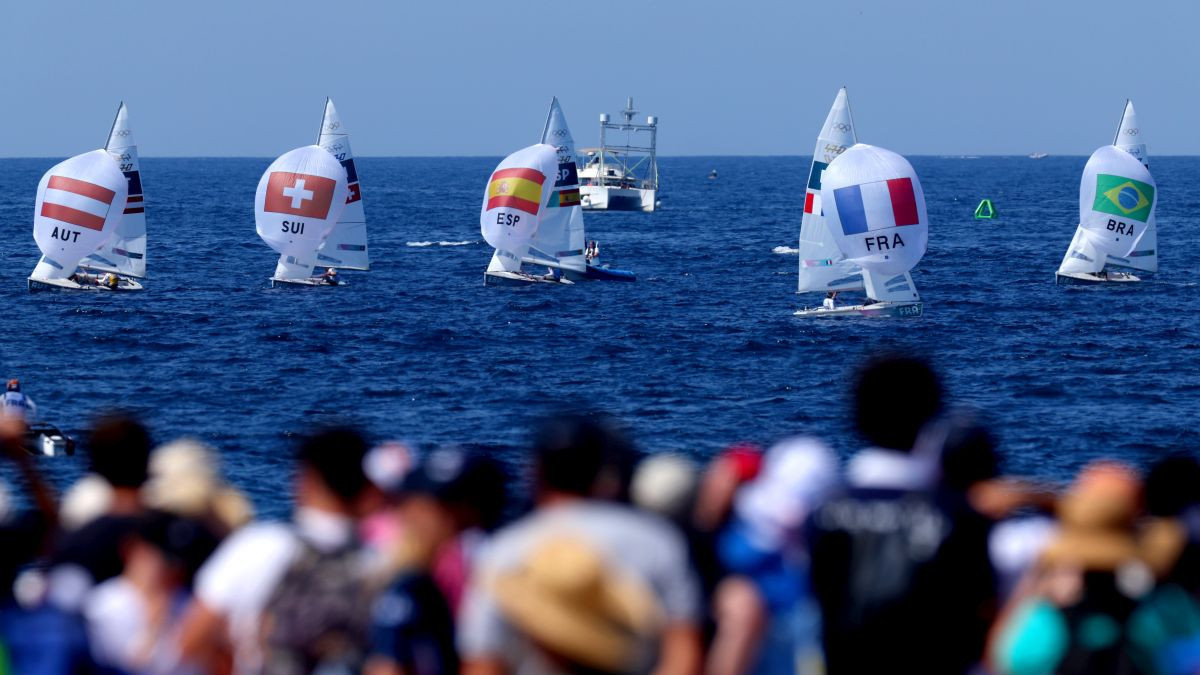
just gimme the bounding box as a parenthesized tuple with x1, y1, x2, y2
(1077, 145, 1155, 261)
(526, 97, 586, 272)
(31, 150, 128, 281)
(255, 145, 350, 280)
(821, 144, 928, 278)
(1113, 100, 1148, 169)
(798, 88, 863, 293)
(84, 102, 146, 278)
(481, 143, 559, 273)
(316, 98, 369, 270)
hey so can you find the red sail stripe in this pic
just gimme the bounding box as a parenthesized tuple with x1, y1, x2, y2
(486, 194, 540, 215)
(804, 192, 815, 214)
(41, 202, 106, 231)
(886, 178, 919, 226)
(47, 175, 116, 205)
(491, 167, 546, 185)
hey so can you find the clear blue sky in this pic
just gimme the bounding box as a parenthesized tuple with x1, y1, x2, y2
(3, 0, 1197, 157)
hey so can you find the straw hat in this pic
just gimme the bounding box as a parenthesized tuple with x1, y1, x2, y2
(492, 538, 664, 673)
(1040, 462, 1142, 570)
(631, 454, 697, 519)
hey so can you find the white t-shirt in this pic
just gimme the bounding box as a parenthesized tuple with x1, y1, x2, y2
(823, 297, 836, 310)
(1, 391, 36, 420)
(193, 508, 356, 674)
(85, 578, 199, 675)
(458, 500, 699, 669)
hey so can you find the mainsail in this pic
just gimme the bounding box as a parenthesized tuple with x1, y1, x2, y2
(797, 88, 863, 293)
(316, 98, 369, 270)
(31, 150, 128, 281)
(1057, 144, 1156, 277)
(83, 102, 146, 278)
(1113, 100, 1148, 169)
(481, 143, 559, 274)
(525, 97, 586, 273)
(820, 143, 927, 302)
(255, 145, 350, 281)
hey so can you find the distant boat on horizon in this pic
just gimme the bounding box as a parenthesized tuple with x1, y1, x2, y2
(1029, 152, 1049, 159)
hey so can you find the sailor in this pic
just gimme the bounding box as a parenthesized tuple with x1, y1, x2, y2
(823, 292, 837, 310)
(103, 273, 119, 289)
(321, 268, 339, 285)
(1, 380, 36, 421)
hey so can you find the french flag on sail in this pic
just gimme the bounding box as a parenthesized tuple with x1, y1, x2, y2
(41, 176, 117, 231)
(833, 177, 919, 235)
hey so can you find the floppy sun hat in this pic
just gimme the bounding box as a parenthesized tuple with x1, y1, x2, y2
(492, 537, 664, 673)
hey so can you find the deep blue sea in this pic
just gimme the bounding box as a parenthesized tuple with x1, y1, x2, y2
(2, 156, 1198, 518)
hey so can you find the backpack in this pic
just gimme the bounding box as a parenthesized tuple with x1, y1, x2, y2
(259, 538, 375, 675)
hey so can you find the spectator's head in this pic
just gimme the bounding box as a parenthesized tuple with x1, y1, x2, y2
(1145, 454, 1200, 517)
(733, 437, 837, 550)
(143, 438, 254, 533)
(88, 413, 152, 489)
(853, 355, 943, 452)
(493, 537, 663, 674)
(396, 447, 508, 530)
(533, 414, 636, 503)
(631, 454, 697, 522)
(296, 427, 370, 514)
(126, 511, 220, 589)
(693, 442, 763, 532)
(1041, 462, 1142, 572)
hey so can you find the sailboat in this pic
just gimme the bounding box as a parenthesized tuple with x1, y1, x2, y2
(794, 90, 923, 317)
(256, 146, 351, 287)
(481, 143, 566, 285)
(1055, 100, 1156, 284)
(28, 149, 134, 291)
(315, 98, 369, 272)
(522, 98, 636, 282)
(78, 102, 147, 286)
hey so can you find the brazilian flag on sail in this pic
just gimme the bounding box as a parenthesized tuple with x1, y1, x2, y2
(1093, 174, 1154, 222)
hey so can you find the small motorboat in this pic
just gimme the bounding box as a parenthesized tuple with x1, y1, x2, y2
(23, 422, 75, 457)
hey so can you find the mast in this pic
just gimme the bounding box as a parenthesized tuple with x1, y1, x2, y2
(105, 102, 123, 151)
(1113, 98, 1129, 146)
(317, 96, 330, 145)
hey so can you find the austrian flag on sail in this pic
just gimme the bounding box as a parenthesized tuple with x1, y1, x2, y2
(487, 168, 545, 215)
(263, 172, 337, 219)
(42, 176, 118, 231)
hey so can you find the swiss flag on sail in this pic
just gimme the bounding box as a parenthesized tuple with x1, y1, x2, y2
(263, 172, 336, 219)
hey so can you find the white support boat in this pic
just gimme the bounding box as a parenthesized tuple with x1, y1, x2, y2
(255, 145, 351, 287)
(481, 143, 569, 285)
(578, 97, 658, 212)
(793, 90, 924, 318)
(28, 148, 133, 292)
(1055, 100, 1156, 285)
(315, 98, 370, 271)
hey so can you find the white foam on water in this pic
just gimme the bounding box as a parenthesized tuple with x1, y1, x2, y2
(406, 240, 475, 247)
(772, 246, 800, 254)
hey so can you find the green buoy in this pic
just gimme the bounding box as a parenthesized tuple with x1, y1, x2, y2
(974, 199, 996, 219)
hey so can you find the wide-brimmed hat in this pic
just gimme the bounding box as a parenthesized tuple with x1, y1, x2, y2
(492, 537, 663, 673)
(1040, 462, 1142, 570)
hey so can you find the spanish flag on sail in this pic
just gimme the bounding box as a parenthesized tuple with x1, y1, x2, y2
(552, 188, 581, 208)
(487, 168, 545, 215)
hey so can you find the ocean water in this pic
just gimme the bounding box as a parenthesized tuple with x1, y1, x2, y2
(1, 156, 1197, 518)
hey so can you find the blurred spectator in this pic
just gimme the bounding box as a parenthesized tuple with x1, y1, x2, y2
(177, 426, 374, 674)
(54, 414, 153, 601)
(631, 454, 698, 523)
(460, 414, 702, 675)
(991, 462, 1155, 674)
(710, 437, 836, 675)
(83, 511, 219, 674)
(693, 444, 762, 534)
(366, 448, 496, 675)
(807, 356, 995, 674)
(142, 438, 255, 536)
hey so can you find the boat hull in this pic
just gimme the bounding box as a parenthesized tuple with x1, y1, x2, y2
(794, 301, 924, 318)
(1055, 271, 1140, 285)
(269, 277, 348, 288)
(484, 271, 574, 286)
(580, 186, 657, 212)
(23, 423, 75, 457)
(28, 276, 144, 292)
(564, 265, 637, 283)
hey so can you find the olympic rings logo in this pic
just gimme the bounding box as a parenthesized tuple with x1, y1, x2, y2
(1125, 128, 1139, 135)
(831, 123, 852, 132)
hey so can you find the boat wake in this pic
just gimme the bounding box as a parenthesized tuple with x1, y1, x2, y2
(772, 246, 799, 254)
(406, 240, 476, 248)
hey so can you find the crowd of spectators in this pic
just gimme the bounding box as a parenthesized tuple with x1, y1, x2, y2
(4, 355, 1200, 674)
